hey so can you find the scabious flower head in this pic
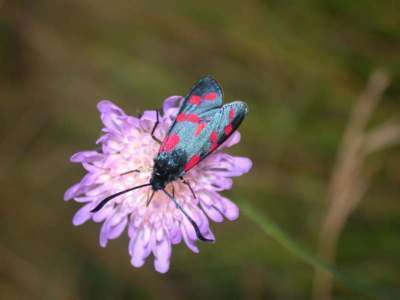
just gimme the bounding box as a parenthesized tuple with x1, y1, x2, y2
(64, 96, 252, 273)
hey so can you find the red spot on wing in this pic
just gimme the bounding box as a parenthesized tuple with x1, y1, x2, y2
(162, 134, 180, 152)
(176, 113, 201, 123)
(184, 154, 201, 171)
(189, 95, 201, 105)
(224, 124, 233, 135)
(210, 131, 218, 143)
(210, 143, 219, 152)
(195, 123, 206, 136)
(204, 92, 217, 101)
(187, 113, 201, 123)
(208, 131, 219, 153)
(176, 113, 186, 122)
(229, 107, 235, 121)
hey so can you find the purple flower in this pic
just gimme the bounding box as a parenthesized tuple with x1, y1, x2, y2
(64, 96, 252, 273)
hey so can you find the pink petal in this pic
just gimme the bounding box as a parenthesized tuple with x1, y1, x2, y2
(72, 196, 94, 203)
(99, 221, 110, 247)
(92, 205, 114, 223)
(153, 236, 170, 257)
(125, 116, 140, 128)
(72, 203, 94, 226)
(223, 131, 241, 148)
(85, 184, 109, 197)
(70, 151, 102, 163)
(97, 100, 124, 115)
(198, 192, 213, 205)
(154, 258, 170, 274)
(130, 238, 146, 267)
(220, 197, 240, 221)
(97, 101, 126, 133)
(140, 110, 158, 122)
(80, 173, 99, 187)
(139, 118, 154, 132)
(207, 177, 232, 191)
(231, 156, 252, 175)
(163, 96, 183, 115)
(197, 211, 214, 242)
(201, 203, 223, 223)
(108, 218, 128, 239)
(64, 183, 81, 201)
(169, 225, 182, 244)
(181, 220, 199, 253)
(129, 229, 153, 267)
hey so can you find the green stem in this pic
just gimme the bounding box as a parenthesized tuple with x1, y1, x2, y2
(239, 201, 397, 300)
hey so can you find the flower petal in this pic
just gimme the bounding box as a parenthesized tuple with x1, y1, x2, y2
(154, 258, 170, 274)
(231, 156, 252, 175)
(97, 100, 126, 133)
(201, 203, 223, 223)
(97, 100, 122, 113)
(153, 237, 172, 273)
(181, 219, 199, 253)
(92, 205, 114, 223)
(108, 217, 128, 239)
(70, 151, 102, 163)
(130, 229, 153, 267)
(223, 131, 241, 148)
(163, 95, 182, 110)
(162, 98, 182, 124)
(64, 183, 81, 201)
(130, 239, 146, 267)
(72, 203, 94, 226)
(169, 224, 182, 244)
(141, 110, 157, 122)
(163, 96, 183, 114)
(220, 196, 240, 221)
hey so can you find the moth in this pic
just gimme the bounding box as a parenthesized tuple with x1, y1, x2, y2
(91, 76, 248, 242)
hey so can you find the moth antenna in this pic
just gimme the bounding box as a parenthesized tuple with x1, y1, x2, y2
(162, 189, 213, 242)
(91, 183, 151, 213)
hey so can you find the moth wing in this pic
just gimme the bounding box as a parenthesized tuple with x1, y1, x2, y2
(159, 77, 247, 174)
(179, 101, 248, 173)
(164, 76, 223, 138)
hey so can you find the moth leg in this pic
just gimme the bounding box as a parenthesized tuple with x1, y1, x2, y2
(146, 190, 156, 207)
(180, 177, 197, 199)
(120, 169, 140, 176)
(162, 189, 213, 242)
(172, 183, 175, 198)
(151, 110, 162, 144)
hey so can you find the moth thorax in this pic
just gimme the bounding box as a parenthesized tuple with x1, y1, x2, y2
(150, 149, 187, 190)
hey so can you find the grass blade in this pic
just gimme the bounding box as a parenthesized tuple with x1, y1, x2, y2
(239, 201, 398, 300)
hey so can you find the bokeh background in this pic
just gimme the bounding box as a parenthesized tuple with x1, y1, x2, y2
(1, 1, 400, 299)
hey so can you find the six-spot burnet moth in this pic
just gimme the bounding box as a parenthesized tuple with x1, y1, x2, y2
(91, 76, 248, 242)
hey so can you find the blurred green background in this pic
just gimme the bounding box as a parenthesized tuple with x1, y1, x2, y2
(1, 1, 400, 299)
